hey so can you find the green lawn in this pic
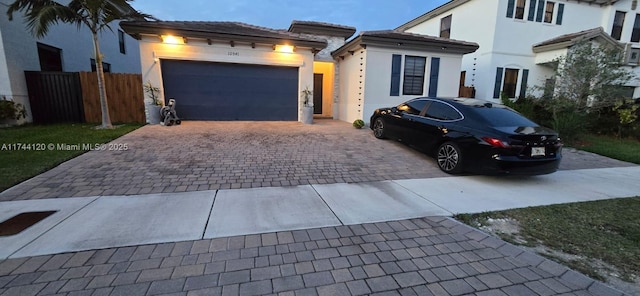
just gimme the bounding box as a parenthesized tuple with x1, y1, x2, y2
(454, 134, 640, 282)
(576, 134, 640, 164)
(456, 197, 640, 281)
(0, 124, 142, 192)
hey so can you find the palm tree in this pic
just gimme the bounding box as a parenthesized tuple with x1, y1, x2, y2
(7, 0, 151, 129)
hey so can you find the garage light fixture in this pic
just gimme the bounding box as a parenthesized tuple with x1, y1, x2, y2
(161, 35, 185, 45)
(275, 44, 295, 53)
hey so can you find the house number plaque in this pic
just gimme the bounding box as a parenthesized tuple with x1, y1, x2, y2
(228, 51, 240, 56)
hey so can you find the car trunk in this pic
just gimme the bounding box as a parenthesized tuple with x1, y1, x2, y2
(495, 126, 561, 159)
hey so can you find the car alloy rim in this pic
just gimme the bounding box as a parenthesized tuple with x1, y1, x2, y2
(374, 119, 383, 137)
(437, 144, 458, 171)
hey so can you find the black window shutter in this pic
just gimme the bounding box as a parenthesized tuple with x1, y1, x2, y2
(519, 69, 529, 98)
(428, 58, 440, 97)
(556, 3, 564, 25)
(506, 0, 515, 18)
(493, 67, 504, 99)
(528, 0, 537, 21)
(536, 0, 545, 22)
(390, 54, 402, 96)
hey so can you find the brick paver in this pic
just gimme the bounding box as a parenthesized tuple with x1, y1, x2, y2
(0, 217, 627, 295)
(1, 120, 632, 201)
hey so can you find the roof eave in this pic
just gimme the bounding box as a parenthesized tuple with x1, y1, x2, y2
(331, 36, 364, 58)
(288, 23, 356, 39)
(532, 30, 624, 53)
(331, 35, 479, 58)
(532, 41, 573, 53)
(396, 0, 471, 31)
(120, 23, 327, 48)
(364, 36, 478, 54)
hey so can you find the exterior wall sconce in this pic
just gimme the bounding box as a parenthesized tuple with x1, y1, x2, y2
(161, 35, 185, 44)
(275, 44, 295, 53)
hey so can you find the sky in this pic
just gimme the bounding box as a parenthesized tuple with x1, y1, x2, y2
(130, 0, 450, 32)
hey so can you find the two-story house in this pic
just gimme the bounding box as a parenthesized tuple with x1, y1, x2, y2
(0, 0, 141, 123)
(397, 0, 640, 101)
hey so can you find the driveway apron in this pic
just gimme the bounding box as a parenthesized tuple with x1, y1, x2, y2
(0, 120, 634, 201)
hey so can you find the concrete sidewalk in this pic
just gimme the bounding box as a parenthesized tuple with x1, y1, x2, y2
(1, 166, 639, 295)
(2, 166, 639, 260)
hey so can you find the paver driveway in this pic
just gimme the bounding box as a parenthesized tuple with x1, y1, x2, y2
(0, 120, 634, 201)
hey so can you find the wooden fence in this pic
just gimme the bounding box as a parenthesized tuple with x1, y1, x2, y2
(79, 72, 145, 123)
(459, 86, 475, 98)
(25, 71, 145, 124)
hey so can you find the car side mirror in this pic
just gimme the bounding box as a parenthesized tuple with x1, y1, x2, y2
(391, 107, 398, 113)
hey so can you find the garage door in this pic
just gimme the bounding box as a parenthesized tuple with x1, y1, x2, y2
(160, 60, 299, 120)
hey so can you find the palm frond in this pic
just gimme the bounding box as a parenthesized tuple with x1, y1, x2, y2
(7, 0, 155, 36)
(7, 0, 55, 20)
(8, 1, 77, 38)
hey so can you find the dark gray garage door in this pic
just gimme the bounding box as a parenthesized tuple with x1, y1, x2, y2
(160, 60, 298, 120)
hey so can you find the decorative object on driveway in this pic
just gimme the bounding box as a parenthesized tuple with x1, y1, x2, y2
(143, 82, 163, 124)
(160, 98, 181, 126)
(370, 97, 562, 175)
(353, 119, 365, 129)
(301, 86, 313, 124)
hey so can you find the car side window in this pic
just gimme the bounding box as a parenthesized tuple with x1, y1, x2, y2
(398, 100, 428, 115)
(424, 101, 462, 121)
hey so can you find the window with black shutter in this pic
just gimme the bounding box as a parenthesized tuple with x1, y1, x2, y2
(402, 56, 426, 95)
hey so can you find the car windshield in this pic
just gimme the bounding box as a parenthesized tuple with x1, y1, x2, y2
(471, 107, 537, 127)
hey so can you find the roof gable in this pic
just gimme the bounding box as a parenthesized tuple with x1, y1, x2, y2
(396, 0, 618, 31)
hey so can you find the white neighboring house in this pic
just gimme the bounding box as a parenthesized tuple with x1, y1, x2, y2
(0, 0, 141, 123)
(397, 0, 640, 101)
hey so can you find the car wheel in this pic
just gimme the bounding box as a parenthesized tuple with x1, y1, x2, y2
(373, 117, 387, 139)
(437, 142, 463, 174)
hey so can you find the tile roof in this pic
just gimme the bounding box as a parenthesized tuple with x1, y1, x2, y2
(289, 20, 356, 32)
(360, 30, 478, 46)
(288, 20, 356, 38)
(532, 27, 622, 52)
(332, 30, 479, 57)
(120, 21, 327, 47)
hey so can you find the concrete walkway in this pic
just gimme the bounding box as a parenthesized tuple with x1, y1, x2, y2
(0, 167, 637, 295)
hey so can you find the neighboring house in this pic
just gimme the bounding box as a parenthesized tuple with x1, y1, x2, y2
(396, 0, 640, 101)
(0, 0, 141, 123)
(120, 20, 478, 124)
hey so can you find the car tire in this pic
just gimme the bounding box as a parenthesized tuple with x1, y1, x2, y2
(437, 142, 463, 174)
(373, 117, 387, 139)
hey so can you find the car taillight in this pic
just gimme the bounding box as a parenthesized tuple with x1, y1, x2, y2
(482, 137, 510, 148)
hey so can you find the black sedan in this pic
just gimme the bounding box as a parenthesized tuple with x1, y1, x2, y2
(370, 97, 562, 175)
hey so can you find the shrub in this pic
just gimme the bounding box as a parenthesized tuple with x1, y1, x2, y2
(588, 107, 622, 135)
(553, 112, 587, 143)
(0, 97, 27, 121)
(501, 94, 550, 126)
(353, 119, 365, 129)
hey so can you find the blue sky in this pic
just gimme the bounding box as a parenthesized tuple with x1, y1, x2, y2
(130, 0, 449, 31)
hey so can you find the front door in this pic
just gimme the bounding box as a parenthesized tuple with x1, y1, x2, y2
(313, 74, 323, 114)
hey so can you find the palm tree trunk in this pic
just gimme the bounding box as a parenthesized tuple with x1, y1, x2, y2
(92, 32, 112, 129)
